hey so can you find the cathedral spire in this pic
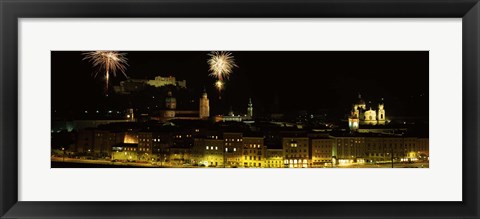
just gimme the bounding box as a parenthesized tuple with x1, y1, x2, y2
(247, 98, 253, 118)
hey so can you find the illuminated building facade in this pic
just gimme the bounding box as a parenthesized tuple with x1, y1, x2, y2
(243, 136, 265, 167)
(266, 148, 283, 168)
(111, 143, 138, 161)
(70, 115, 427, 168)
(113, 76, 187, 94)
(191, 138, 225, 167)
(283, 137, 310, 168)
(311, 137, 334, 167)
(364, 137, 397, 163)
(222, 109, 243, 122)
(363, 137, 429, 163)
(172, 132, 194, 148)
(348, 95, 387, 130)
(137, 132, 153, 161)
(223, 132, 243, 167)
(330, 134, 430, 165)
(168, 147, 190, 165)
(155, 90, 210, 121)
(146, 76, 187, 89)
(332, 137, 366, 165)
(152, 132, 172, 163)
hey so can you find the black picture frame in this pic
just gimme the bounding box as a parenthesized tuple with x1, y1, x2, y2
(1, 0, 479, 218)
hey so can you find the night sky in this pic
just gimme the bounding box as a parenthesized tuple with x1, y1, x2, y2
(52, 51, 428, 120)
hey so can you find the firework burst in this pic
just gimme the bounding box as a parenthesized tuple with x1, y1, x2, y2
(208, 51, 237, 81)
(207, 51, 237, 93)
(82, 51, 128, 95)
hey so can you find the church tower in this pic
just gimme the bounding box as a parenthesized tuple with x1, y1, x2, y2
(247, 98, 253, 118)
(164, 91, 176, 118)
(377, 98, 386, 125)
(165, 91, 177, 109)
(199, 89, 210, 119)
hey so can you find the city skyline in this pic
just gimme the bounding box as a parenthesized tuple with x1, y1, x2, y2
(51, 51, 429, 168)
(52, 51, 428, 119)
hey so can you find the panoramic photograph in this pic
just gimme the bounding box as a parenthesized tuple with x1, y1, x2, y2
(51, 51, 429, 168)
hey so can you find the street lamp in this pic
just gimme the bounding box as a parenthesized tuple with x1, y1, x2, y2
(224, 147, 227, 168)
(387, 147, 394, 168)
(61, 147, 65, 162)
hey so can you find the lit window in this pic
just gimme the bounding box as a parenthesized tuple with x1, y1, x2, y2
(206, 146, 209, 150)
(234, 148, 236, 152)
(215, 147, 218, 150)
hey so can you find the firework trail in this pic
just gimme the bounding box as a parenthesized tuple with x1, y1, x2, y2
(83, 51, 128, 96)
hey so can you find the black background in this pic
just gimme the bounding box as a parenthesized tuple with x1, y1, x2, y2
(52, 51, 428, 119)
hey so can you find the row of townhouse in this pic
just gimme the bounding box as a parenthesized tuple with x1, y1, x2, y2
(191, 133, 267, 167)
(75, 128, 196, 158)
(76, 128, 429, 167)
(332, 136, 429, 164)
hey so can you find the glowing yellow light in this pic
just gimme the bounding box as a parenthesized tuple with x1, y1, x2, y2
(123, 134, 138, 144)
(215, 80, 224, 91)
